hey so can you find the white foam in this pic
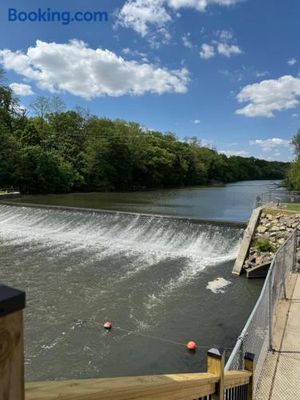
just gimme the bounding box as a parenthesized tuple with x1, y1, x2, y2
(206, 277, 232, 294)
(0, 205, 241, 299)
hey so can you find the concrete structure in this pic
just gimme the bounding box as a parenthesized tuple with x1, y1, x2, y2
(232, 207, 262, 275)
(256, 274, 300, 400)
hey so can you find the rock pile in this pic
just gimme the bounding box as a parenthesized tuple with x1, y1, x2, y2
(244, 210, 300, 271)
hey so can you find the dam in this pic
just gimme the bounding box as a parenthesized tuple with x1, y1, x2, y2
(0, 203, 263, 382)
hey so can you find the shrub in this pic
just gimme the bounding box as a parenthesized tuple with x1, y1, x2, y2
(254, 238, 276, 253)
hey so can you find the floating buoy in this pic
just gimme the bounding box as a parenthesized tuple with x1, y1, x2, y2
(104, 322, 112, 330)
(186, 341, 197, 351)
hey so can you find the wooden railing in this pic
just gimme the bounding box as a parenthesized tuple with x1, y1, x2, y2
(0, 285, 254, 400)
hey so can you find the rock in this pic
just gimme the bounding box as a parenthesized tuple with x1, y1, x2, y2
(257, 226, 267, 234)
(270, 225, 280, 232)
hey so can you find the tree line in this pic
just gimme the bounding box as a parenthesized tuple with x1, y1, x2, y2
(286, 130, 300, 191)
(0, 75, 289, 194)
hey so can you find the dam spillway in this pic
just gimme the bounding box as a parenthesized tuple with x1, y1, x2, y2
(0, 204, 263, 381)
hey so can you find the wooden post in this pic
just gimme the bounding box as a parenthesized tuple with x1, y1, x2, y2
(244, 352, 255, 400)
(0, 285, 26, 400)
(207, 348, 225, 400)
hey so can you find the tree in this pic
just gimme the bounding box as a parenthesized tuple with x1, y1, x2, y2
(17, 146, 82, 193)
(30, 96, 51, 119)
(286, 130, 300, 190)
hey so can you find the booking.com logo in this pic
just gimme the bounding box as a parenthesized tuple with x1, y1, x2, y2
(8, 8, 108, 25)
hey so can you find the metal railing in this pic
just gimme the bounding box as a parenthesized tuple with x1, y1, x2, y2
(225, 229, 298, 391)
(258, 190, 300, 206)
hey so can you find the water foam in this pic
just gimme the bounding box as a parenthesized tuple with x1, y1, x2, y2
(206, 277, 232, 294)
(0, 205, 241, 302)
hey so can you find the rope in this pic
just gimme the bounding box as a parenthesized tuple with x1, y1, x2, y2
(111, 326, 234, 351)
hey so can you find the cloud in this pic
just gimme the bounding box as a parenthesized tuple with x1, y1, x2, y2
(236, 75, 300, 117)
(117, 0, 171, 37)
(287, 58, 297, 66)
(216, 42, 242, 57)
(168, 0, 241, 10)
(220, 150, 250, 157)
(182, 33, 193, 48)
(192, 119, 201, 124)
(0, 40, 189, 99)
(9, 82, 34, 96)
(255, 71, 269, 78)
(200, 43, 215, 59)
(200, 30, 242, 60)
(117, 0, 241, 40)
(249, 138, 291, 151)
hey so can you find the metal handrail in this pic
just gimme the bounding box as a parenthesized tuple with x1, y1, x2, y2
(225, 229, 297, 371)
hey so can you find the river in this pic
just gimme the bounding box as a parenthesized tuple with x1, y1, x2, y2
(0, 180, 280, 381)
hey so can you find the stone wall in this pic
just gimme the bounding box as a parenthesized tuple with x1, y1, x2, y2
(244, 209, 300, 271)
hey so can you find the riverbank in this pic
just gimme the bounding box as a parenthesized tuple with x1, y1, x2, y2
(0, 191, 20, 200)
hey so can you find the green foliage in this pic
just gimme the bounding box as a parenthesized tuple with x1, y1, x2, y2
(0, 74, 290, 194)
(254, 238, 276, 253)
(286, 131, 300, 191)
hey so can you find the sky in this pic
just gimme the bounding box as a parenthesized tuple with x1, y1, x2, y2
(0, 0, 299, 162)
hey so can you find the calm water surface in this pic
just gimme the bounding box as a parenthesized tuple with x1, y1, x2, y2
(14, 180, 281, 222)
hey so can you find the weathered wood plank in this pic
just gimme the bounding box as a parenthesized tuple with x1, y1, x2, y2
(0, 311, 24, 400)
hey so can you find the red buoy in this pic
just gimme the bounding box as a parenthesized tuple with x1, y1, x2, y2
(104, 322, 112, 330)
(186, 341, 197, 351)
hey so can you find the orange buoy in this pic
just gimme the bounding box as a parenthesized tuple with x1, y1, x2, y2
(186, 341, 197, 351)
(104, 322, 112, 330)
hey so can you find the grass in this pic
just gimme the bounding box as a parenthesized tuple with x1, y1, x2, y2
(263, 205, 300, 214)
(284, 203, 300, 212)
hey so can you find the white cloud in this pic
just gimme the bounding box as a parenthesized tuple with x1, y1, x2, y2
(121, 47, 149, 62)
(288, 58, 297, 66)
(117, 0, 171, 37)
(0, 40, 189, 99)
(9, 82, 34, 96)
(236, 75, 300, 117)
(200, 43, 215, 59)
(217, 42, 241, 57)
(182, 33, 193, 48)
(220, 150, 249, 157)
(200, 29, 242, 60)
(256, 71, 269, 78)
(117, 0, 241, 39)
(249, 138, 291, 151)
(292, 113, 298, 117)
(168, 0, 240, 10)
(192, 119, 201, 124)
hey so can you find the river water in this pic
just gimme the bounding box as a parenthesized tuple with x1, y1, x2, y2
(13, 180, 280, 222)
(0, 181, 279, 381)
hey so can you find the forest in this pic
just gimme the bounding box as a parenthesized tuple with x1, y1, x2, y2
(286, 130, 300, 191)
(0, 74, 290, 194)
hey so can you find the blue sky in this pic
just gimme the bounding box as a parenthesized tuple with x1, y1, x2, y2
(0, 0, 299, 161)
